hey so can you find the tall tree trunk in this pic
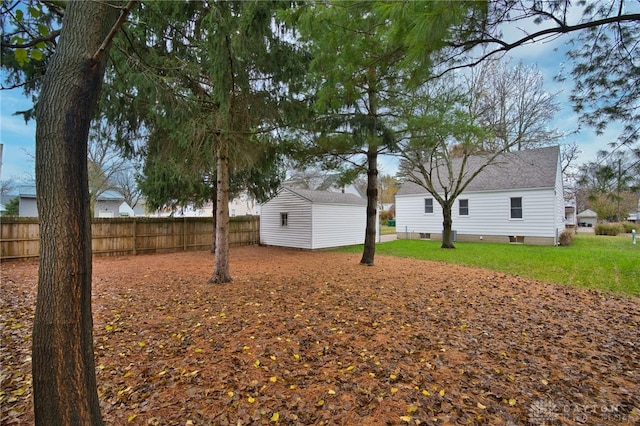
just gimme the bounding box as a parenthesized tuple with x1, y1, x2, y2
(211, 183, 217, 254)
(360, 147, 378, 265)
(32, 2, 122, 424)
(210, 139, 232, 283)
(441, 201, 455, 249)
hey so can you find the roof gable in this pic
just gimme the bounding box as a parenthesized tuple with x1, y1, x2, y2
(397, 146, 560, 196)
(577, 209, 597, 218)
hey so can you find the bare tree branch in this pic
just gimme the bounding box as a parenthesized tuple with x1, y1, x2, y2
(92, 0, 137, 63)
(432, 12, 640, 80)
(0, 29, 61, 49)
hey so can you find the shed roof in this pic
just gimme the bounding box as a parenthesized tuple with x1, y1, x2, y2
(397, 146, 560, 196)
(281, 187, 367, 206)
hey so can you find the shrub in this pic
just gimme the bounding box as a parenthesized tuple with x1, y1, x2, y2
(621, 222, 638, 233)
(558, 229, 574, 246)
(379, 210, 393, 223)
(594, 223, 625, 236)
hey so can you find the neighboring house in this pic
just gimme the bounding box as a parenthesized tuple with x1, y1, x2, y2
(260, 187, 369, 249)
(95, 190, 126, 218)
(18, 185, 126, 218)
(230, 192, 260, 217)
(577, 209, 598, 227)
(18, 186, 38, 217)
(395, 146, 565, 246)
(564, 206, 576, 227)
(152, 192, 259, 217)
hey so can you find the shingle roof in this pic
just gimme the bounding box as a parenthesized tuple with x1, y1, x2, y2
(283, 187, 367, 206)
(577, 209, 597, 218)
(98, 190, 125, 201)
(397, 146, 560, 196)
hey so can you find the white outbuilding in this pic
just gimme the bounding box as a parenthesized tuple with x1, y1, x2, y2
(260, 187, 368, 249)
(577, 209, 598, 227)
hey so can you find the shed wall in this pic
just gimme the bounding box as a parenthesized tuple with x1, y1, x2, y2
(260, 191, 312, 249)
(310, 203, 366, 249)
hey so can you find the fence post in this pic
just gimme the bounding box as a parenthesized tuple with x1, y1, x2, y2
(183, 216, 187, 251)
(132, 219, 137, 256)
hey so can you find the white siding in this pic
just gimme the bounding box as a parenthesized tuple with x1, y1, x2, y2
(396, 188, 558, 239)
(95, 200, 122, 218)
(260, 190, 312, 249)
(19, 198, 38, 217)
(310, 204, 366, 249)
(553, 156, 565, 243)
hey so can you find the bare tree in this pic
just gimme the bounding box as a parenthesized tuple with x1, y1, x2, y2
(465, 59, 563, 152)
(398, 58, 563, 248)
(0, 178, 16, 198)
(561, 141, 582, 203)
(112, 165, 142, 209)
(87, 121, 130, 212)
(431, 0, 639, 149)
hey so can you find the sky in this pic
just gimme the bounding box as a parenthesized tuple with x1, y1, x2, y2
(0, 88, 36, 183)
(0, 4, 632, 188)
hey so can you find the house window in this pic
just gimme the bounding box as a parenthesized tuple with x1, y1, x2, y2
(280, 212, 288, 226)
(510, 197, 523, 219)
(459, 199, 469, 216)
(424, 198, 433, 214)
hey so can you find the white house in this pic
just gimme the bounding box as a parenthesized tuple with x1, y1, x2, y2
(18, 185, 127, 218)
(151, 192, 259, 218)
(395, 146, 565, 246)
(260, 187, 368, 249)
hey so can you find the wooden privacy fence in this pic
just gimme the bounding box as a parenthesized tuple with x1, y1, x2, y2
(0, 216, 260, 260)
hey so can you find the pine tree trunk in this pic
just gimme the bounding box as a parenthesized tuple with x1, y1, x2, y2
(210, 139, 232, 283)
(360, 147, 378, 265)
(32, 2, 121, 424)
(211, 184, 217, 254)
(441, 202, 456, 249)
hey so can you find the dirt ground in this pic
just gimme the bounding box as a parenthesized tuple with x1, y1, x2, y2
(1, 246, 639, 425)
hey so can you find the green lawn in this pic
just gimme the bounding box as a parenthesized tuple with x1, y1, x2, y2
(379, 225, 396, 235)
(337, 233, 640, 296)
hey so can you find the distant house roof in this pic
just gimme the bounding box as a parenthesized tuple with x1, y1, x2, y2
(281, 187, 367, 206)
(19, 185, 37, 198)
(577, 209, 598, 218)
(397, 146, 560, 196)
(98, 190, 125, 201)
(18, 185, 125, 201)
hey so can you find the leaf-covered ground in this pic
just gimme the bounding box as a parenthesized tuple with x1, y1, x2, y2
(1, 246, 639, 425)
